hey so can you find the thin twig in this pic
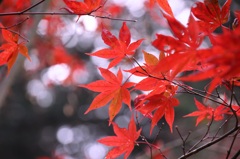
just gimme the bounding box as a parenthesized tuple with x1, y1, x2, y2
(188, 111, 215, 152)
(212, 115, 234, 141)
(0, 0, 136, 22)
(139, 135, 153, 159)
(0, 12, 137, 22)
(0, 17, 29, 29)
(176, 126, 187, 156)
(178, 125, 240, 159)
(21, 0, 46, 13)
(226, 129, 240, 159)
(0, 17, 30, 42)
(215, 88, 229, 105)
(229, 81, 239, 128)
(153, 123, 164, 143)
(131, 57, 229, 107)
(0, 28, 29, 42)
(138, 135, 167, 159)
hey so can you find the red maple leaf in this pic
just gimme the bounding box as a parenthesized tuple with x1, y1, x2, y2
(80, 68, 135, 122)
(153, 13, 203, 54)
(156, 0, 174, 17)
(184, 98, 229, 126)
(0, 24, 30, 72)
(179, 14, 240, 91)
(135, 83, 179, 133)
(151, 14, 204, 79)
(98, 116, 141, 159)
(191, 0, 232, 32)
(128, 50, 173, 95)
(134, 94, 153, 119)
(88, 22, 144, 68)
(63, 0, 102, 15)
(127, 51, 179, 133)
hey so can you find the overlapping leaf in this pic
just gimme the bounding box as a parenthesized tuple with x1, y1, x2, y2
(134, 52, 178, 131)
(152, 14, 203, 79)
(81, 68, 134, 122)
(128, 51, 179, 133)
(63, 0, 102, 14)
(98, 116, 141, 159)
(191, 0, 232, 32)
(135, 85, 179, 133)
(88, 22, 144, 68)
(0, 24, 30, 73)
(180, 14, 240, 90)
(153, 13, 202, 54)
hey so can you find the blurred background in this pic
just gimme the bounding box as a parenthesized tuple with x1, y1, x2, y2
(0, 0, 239, 159)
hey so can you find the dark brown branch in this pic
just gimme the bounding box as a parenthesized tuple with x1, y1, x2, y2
(226, 129, 240, 159)
(232, 150, 240, 159)
(178, 125, 240, 159)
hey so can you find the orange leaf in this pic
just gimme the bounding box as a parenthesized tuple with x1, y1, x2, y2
(143, 50, 159, 66)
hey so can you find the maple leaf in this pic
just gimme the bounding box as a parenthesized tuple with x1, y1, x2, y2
(130, 51, 170, 90)
(127, 51, 179, 133)
(135, 84, 179, 133)
(134, 94, 153, 119)
(179, 16, 240, 90)
(88, 22, 144, 68)
(191, 0, 232, 32)
(80, 68, 135, 122)
(151, 14, 204, 79)
(0, 24, 30, 72)
(153, 13, 203, 53)
(184, 98, 229, 126)
(98, 116, 141, 159)
(63, 0, 102, 15)
(156, 0, 174, 17)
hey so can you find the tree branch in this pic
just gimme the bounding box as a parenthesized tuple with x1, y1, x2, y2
(178, 125, 240, 159)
